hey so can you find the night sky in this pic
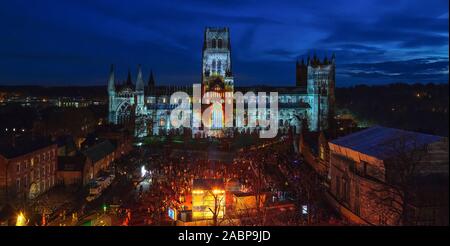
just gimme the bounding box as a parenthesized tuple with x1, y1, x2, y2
(0, 0, 448, 87)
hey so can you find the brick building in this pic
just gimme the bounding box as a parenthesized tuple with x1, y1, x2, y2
(57, 155, 86, 186)
(81, 140, 116, 185)
(0, 136, 57, 204)
(94, 125, 133, 156)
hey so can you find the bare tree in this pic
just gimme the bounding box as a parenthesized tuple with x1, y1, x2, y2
(206, 190, 225, 226)
(368, 134, 429, 225)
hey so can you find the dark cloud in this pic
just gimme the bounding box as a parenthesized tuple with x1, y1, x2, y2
(339, 57, 449, 84)
(264, 49, 298, 59)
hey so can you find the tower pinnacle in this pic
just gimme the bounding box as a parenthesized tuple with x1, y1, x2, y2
(108, 64, 115, 92)
(136, 64, 144, 92)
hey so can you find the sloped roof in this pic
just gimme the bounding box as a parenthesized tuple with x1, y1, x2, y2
(58, 155, 86, 171)
(329, 126, 444, 160)
(0, 136, 54, 159)
(56, 135, 76, 151)
(82, 140, 115, 163)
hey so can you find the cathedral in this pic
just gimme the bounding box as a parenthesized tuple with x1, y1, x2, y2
(107, 27, 335, 138)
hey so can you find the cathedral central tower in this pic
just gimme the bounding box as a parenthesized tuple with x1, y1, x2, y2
(200, 27, 234, 136)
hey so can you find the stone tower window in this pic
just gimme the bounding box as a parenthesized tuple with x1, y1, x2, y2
(217, 60, 222, 74)
(212, 60, 216, 73)
(211, 39, 217, 48)
(217, 38, 223, 48)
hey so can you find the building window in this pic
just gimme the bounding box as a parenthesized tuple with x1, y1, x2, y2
(16, 178, 20, 192)
(342, 177, 350, 204)
(217, 38, 223, 48)
(217, 60, 222, 74)
(320, 146, 325, 160)
(211, 39, 217, 48)
(212, 60, 216, 73)
(16, 163, 20, 173)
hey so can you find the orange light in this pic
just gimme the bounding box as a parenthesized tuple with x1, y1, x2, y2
(16, 212, 27, 226)
(212, 189, 224, 194)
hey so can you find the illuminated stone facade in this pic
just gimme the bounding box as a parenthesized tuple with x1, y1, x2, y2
(107, 27, 335, 137)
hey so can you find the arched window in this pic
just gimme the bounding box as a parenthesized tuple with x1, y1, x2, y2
(217, 60, 222, 74)
(212, 60, 216, 73)
(117, 102, 132, 125)
(217, 39, 223, 48)
(211, 39, 217, 48)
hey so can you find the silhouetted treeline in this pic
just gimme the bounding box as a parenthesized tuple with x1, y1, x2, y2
(336, 83, 449, 136)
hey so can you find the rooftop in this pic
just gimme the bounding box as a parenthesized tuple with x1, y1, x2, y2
(82, 140, 115, 163)
(330, 126, 444, 160)
(0, 136, 54, 159)
(58, 155, 86, 172)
